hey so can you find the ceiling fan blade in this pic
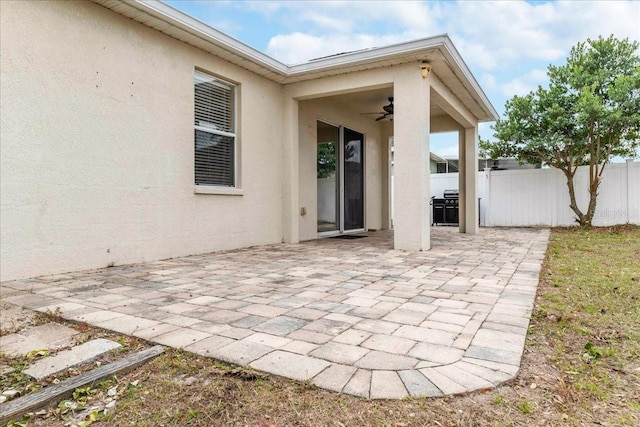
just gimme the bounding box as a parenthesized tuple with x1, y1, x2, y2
(383, 97, 394, 114)
(365, 96, 393, 121)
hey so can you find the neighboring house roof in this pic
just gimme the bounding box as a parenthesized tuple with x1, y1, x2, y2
(93, 0, 498, 122)
(443, 157, 542, 171)
(430, 153, 448, 163)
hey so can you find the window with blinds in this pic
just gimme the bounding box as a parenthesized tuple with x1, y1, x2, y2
(194, 70, 236, 187)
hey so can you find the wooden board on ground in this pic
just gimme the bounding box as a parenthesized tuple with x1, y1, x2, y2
(0, 345, 164, 425)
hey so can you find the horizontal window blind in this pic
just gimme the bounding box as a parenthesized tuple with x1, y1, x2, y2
(195, 130, 234, 186)
(194, 71, 236, 187)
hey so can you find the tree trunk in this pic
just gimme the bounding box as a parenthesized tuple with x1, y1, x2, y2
(584, 180, 599, 226)
(584, 161, 603, 227)
(563, 169, 589, 226)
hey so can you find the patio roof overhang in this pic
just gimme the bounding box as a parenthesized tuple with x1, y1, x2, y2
(92, 0, 498, 123)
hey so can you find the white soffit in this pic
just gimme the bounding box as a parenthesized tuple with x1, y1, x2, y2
(93, 0, 498, 122)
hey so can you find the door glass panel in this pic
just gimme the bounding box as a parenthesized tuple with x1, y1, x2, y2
(343, 128, 364, 230)
(317, 121, 340, 233)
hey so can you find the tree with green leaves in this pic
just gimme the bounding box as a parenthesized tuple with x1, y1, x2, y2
(481, 35, 640, 226)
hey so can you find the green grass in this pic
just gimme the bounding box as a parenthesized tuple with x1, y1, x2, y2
(535, 225, 640, 422)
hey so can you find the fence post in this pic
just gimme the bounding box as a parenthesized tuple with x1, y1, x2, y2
(627, 159, 634, 224)
(484, 168, 492, 227)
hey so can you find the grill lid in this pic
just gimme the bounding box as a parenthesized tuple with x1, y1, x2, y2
(443, 189, 459, 198)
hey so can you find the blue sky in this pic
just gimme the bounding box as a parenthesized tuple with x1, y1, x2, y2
(166, 0, 639, 157)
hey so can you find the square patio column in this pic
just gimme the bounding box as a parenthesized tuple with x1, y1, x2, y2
(381, 122, 393, 230)
(393, 67, 431, 251)
(458, 126, 479, 233)
(458, 129, 467, 232)
(282, 96, 299, 243)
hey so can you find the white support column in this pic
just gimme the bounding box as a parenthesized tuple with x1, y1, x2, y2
(393, 66, 431, 251)
(282, 96, 299, 243)
(381, 123, 393, 230)
(463, 126, 479, 233)
(458, 130, 467, 232)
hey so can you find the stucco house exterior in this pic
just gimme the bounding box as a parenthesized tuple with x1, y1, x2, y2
(0, 0, 498, 282)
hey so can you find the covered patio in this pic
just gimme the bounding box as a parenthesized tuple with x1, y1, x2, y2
(1, 227, 549, 399)
(284, 37, 499, 252)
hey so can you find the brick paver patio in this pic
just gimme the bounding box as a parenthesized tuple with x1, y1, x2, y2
(0, 227, 549, 398)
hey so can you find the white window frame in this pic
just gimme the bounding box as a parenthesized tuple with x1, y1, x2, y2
(193, 70, 241, 195)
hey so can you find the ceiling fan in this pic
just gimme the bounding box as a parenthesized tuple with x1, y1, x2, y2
(364, 97, 393, 121)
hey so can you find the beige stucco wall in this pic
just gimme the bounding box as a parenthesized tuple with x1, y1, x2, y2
(431, 114, 465, 134)
(297, 98, 386, 241)
(0, 1, 284, 281)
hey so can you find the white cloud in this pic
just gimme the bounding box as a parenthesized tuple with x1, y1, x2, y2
(480, 73, 498, 91)
(254, 1, 443, 62)
(256, 0, 639, 72)
(247, 0, 440, 34)
(383, 1, 439, 33)
(447, 2, 575, 70)
(303, 13, 350, 33)
(267, 33, 325, 64)
(553, 0, 640, 43)
(500, 69, 548, 97)
(478, 122, 490, 132)
(243, 0, 285, 16)
(208, 19, 243, 35)
(267, 32, 411, 64)
(181, 0, 639, 72)
(448, 0, 639, 71)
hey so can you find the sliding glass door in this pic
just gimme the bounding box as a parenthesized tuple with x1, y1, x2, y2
(343, 128, 364, 231)
(317, 121, 340, 233)
(317, 121, 365, 234)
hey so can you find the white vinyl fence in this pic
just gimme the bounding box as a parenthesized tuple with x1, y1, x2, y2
(429, 160, 639, 227)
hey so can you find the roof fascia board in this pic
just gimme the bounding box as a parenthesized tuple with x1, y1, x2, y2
(125, 0, 288, 75)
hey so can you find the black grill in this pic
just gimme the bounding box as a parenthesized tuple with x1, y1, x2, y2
(431, 190, 459, 225)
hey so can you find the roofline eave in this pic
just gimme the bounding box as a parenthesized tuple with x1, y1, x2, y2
(119, 0, 288, 75)
(100, 0, 499, 122)
(286, 35, 449, 75)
